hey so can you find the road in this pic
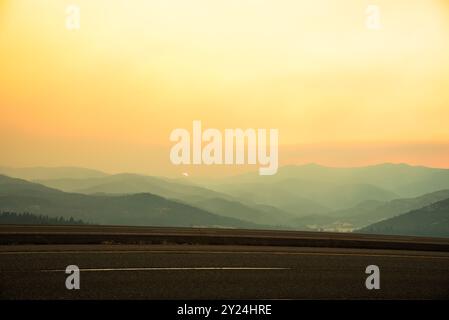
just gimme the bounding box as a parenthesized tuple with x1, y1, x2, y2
(1, 244, 449, 299)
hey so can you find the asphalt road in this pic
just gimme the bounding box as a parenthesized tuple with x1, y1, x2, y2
(1, 244, 449, 299)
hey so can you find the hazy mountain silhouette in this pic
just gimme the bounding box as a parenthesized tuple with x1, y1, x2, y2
(358, 198, 449, 238)
(210, 179, 396, 212)
(206, 182, 329, 216)
(0, 166, 107, 180)
(331, 189, 449, 228)
(0, 175, 260, 228)
(35, 173, 234, 203)
(192, 197, 295, 227)
(3, 163, 449, 236)
(213, 163, 449, 198)
(35, 173, 300, 226)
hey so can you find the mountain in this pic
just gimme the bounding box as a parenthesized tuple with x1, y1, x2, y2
(331, 189, 449, 228)
(358, 198, 449, 238)
(208, 163, 449, 198)
(5, 164, 449, 232)
(192, 197, 295, 227)
(0, 175, 260, 229)
(0, 174, 63, 196)
(35, 174, 300, 226)
(209, 179, 396, 212)
(35, 173, 238, 203)
(34, 174, 311, 227)
(274, 180, 398, 209)
(0, 166, 107, 180)
(207, 182, 329, 216)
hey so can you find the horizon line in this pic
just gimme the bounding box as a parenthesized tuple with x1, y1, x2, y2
(1, 161, 449, 179)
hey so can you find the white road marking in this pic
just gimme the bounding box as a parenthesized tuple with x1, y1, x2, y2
(41, 267, 290, 272)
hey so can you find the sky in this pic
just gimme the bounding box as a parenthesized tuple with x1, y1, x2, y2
(1, 0, 449, 176)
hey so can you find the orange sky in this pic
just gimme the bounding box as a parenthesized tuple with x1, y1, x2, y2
(1, 0, 449, 176)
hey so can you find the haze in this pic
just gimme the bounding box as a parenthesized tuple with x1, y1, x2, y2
(1, 0, 448, 176)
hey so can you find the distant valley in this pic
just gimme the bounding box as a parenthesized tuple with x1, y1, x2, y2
(1, 164, 448, 238)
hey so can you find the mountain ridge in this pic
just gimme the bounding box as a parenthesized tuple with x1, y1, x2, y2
(0, 174, 261, 229)
(358, 197, 449, 238)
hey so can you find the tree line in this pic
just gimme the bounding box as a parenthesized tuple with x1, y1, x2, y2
(0, 212, 88, 225)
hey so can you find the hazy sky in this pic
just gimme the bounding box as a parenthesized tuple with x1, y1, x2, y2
(1, 0, 449, 176)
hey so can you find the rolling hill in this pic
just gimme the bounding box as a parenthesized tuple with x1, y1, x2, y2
(208, 182, 330, 216)
(4, 164, 449, 235)
(358, 198, 449, 238)
(35, 173, 303, 226)
(331, 189, 449, 228)
(34, 173, 235, 203)
(0, 175, 260, 229)
(206, 163, 449, 198)
(192, 197, 295, 227)
(209, 179, 396, 213)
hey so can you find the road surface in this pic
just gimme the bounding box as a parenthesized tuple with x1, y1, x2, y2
(1, 244, 449, 299)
